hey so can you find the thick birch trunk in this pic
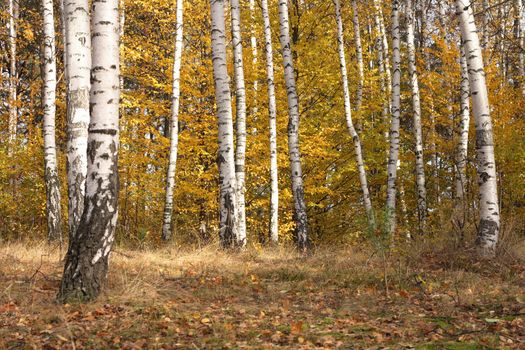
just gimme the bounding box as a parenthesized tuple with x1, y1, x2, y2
(334, 0, 375, 230)
(64, 0, 91, 238)
(351, 0, 364, 110)
(231, 0, 247, 246)
(261, 0, 279, 243)
(210, 0, 238, 248)
(59, 0, 121, 302)
(161, 0, 184, 241)
(385, 0, 401, 235)
(8, 0, 18, 145)
(42, 0, 63, 242)
(249, 0, 259, 117)
(406, 0, 427, 232)
(456, 0, 500, 257)
(278, 0, 309, 250)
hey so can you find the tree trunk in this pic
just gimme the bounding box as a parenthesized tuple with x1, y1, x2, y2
(64, 0, 91, 238)
(42, 0, 63, 243)
(261, 0, 279, 243)
(406, 0, 427, 233)
(456, 0, 500, 257)
(230, 0, 247, 246)
(249, 0, 259, 117)
(210, 0, 238, 248)
(373, 1, 391, 137)
(278, 0, 309, 250)
(8, 0, 18, 145)
(59, 0, 121, 302)
(351, 0, 364, 110)
(385, 0, 401, 235)
(334, 0, 375, 230)
(514, 0, 525, 91)
(161, 0, 184, 241)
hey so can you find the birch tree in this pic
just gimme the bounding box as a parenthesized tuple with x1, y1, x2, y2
(64, 0, 91, 237)
(249, 0, 259, 116)
(262, 0, 279, 243)
(351, 0, 364, 110)
(210, 0, 238, 248)
(42, 0, 63, 242)
(456, 0, 500, 257)
(8, 0, 18, 145)
(161, 0, 184, 241)
(385, 0, 401, 234)
(278, 0, 309, 250)
(406, 0, 427, 232)
(334, 0, 375, 230)
(59, 0, 121, 302)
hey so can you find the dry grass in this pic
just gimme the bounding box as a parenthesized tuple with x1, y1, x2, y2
(1, 241, 525, 349)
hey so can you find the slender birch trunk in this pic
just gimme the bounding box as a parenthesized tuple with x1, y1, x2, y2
(514, 0, 525, 90)
(8, 0, 18, 145)
(482, 0, 489, 50)
(374, 0, 392, 94)
(42, 0, 63, 243)
(373, 1, 390, 135)
(351, 0, 364, 110)
(161, 0, 184, 241)
(59, 0, 121, 302)
(456, 0, 500, 257)
(278, 0, 309, 250)
(261, 0, 279, 243)
(249, 0, 259, 117)
(210, 0, 238, 248)
(334, 0, 375, 230)
(59, 0, 68, 83)
(385, 0, 401, 235)
(454, 44, 471, 234)
(406, 0, 427, 232)
(230, 0, 247, 246)
(64, 0, 91, 238)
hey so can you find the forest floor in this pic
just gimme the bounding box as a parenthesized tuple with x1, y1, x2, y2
(0, 240, 524, 349)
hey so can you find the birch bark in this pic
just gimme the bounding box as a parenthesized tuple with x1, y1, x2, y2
(249, 0, 259, 117)
(8, 0, 18, 145)
(230, 0, 247, 246)
(406, 0, 427, 232)
(210, 0, 238, 248)
(385, 0, 401, 235)
(161, 0, 184, 241)
(64, 0, 91, 238)
(334, 0, 375, 230)
(351, 0, 364, 110)
(59, 0, 121, 302)
(42, 0, 63, 242)
(278, 0, 309, 250)
(456, 0, 500, 257)
(261, 0, 279, 243)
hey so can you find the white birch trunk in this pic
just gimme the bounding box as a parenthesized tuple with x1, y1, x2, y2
(278, 0, 309, 250)
(374, 0, 392, 95)
(385, 0, 401, 235)
(64, 0, 91, 238)
(456, 0, 500, 257)
(59, 0, 68, 83)
(351, 0, 364, 110)
(456, 45, 470, 204)
(261, 0, 279, 243)
(210, 0, 238, 248)
(42, 0, 63, 242)
(161, 0, 184, 241)
(230, 0, 247, 246)
(334, 0, 375, 230)
(406, 0, 427, 231)
(8, 0, 18, 145)
(373, 1, 390, 135)
(249, 0, 259, 117)
(514, 0, 525, 90)
(59, 0, 121, 301)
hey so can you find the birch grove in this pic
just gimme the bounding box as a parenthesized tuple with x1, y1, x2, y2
(456, 0, 501, 257)
(64, 0, 91, 237)
(278, 0, 309, 250)
(210, 0, 238, 248)
(161, 0, 184, 241)
(261, 0, 279, 243)
(405, 0, 427, 232)
(59, 0, 121, 301)
(42, 0, 62, 242)
(334, 0, 375, 230)
(385, 0, 401, 234)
